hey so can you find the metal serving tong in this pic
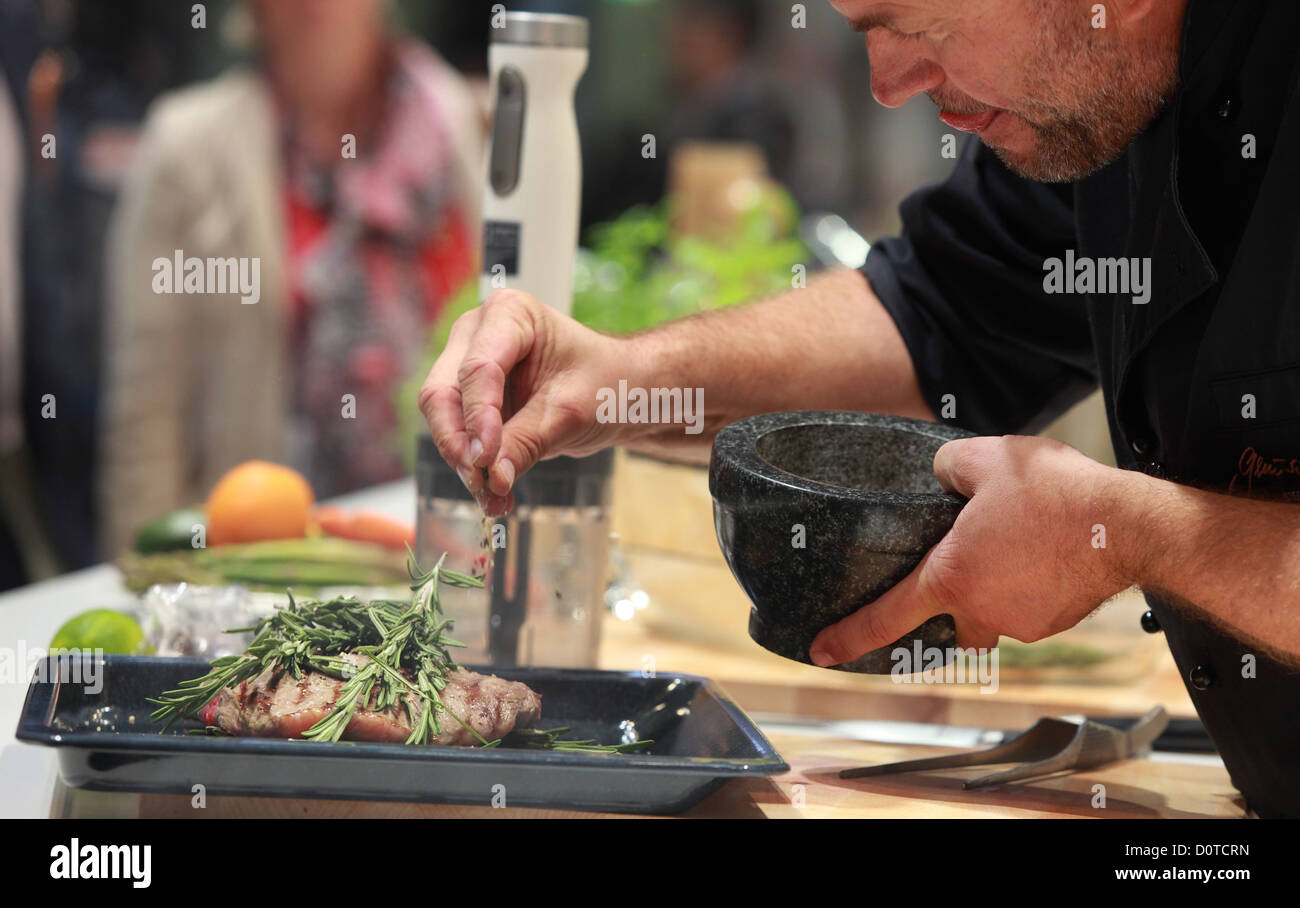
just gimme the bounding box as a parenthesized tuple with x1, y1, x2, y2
(839, 706, 1169, 790)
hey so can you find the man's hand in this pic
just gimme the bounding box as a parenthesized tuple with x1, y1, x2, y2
(418, 290, 630, 515)
(418, 269, 933, 516)
(810, 435, 1135, 665)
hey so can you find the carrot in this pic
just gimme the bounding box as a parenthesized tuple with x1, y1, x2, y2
(314, 506, 415, 552)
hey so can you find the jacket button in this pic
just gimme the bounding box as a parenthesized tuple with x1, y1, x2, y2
(1217, 96, 1235, 118)
(1130, 435, 1153, 457)
(1140, 610, 1162, 633)
(1189, 664, 1215, 691)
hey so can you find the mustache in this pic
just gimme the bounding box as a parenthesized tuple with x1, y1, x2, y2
(927, 91, 998, 116)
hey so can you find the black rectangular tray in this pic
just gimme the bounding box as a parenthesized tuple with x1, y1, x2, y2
(16, 655, 787, 815)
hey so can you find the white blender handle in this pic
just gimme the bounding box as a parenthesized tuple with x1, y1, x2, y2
(481, 14, 589, 317)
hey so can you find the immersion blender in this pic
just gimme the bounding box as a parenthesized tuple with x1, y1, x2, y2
(480, 12, 601, 666)
(481, 12, 589, 315)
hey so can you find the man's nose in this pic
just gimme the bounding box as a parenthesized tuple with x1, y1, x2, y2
(866, 32, 944, 108)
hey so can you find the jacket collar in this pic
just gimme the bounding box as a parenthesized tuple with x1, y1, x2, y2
(1114, 0, 1257, 380)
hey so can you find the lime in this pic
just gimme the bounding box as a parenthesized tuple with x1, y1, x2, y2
(50, 609, 145, 654)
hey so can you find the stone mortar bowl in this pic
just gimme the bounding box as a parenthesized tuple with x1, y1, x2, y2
(709, 411, 972, 673)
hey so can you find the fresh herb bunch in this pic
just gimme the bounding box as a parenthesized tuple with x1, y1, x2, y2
(148, 550, 484, 745)
(148, 549, 651, 753)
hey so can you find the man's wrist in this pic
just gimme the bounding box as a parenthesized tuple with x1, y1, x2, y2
(605, 328, 701, 447)
(1096, 463, 1163, 591)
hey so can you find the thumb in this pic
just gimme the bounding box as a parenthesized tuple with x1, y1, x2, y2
(482, 392, 567, 498)
(808, 550, 943, 667)
(931, 437, 987, 499)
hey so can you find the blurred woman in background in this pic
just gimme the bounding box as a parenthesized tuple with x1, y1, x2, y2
(98, 0, 482, 553)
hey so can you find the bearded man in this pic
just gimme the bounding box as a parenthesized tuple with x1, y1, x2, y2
(422, 1, 1300, 817)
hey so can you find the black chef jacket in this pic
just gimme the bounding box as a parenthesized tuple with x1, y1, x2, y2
(861, 0, 1300, 817)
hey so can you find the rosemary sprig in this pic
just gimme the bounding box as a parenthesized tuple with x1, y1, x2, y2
(147, 549, 653, 754)
(510, 726, 655, 754)
(148, 550, 483, 743)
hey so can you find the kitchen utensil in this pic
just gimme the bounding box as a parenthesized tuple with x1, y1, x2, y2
(839, 706, 1170, 789)
(482, 12, 588, 314)
(756, 709, 1212, 754)
(1089, 714, 1214, 753)
(709, 410, 972, 673)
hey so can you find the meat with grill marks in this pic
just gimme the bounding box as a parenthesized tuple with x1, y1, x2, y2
(199, 653, 542, 746)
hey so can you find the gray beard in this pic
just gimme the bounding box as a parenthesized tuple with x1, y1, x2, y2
(991, 13, 1181, 183)
(992, 89, 1175, 184)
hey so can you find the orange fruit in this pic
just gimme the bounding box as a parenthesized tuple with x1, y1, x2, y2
(205, 460, 315, 546)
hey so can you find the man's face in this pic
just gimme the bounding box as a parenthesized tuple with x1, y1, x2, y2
(830, 0, 1181, 182)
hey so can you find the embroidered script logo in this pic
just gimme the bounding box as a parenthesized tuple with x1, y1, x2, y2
(1229, 446, 1300, 494)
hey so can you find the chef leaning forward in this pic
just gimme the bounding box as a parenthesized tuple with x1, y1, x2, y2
(420, 0, 1300, 817)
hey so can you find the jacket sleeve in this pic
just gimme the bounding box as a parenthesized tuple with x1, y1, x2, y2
(862, 138, 1098, 436)
(97, 97, 194, 556)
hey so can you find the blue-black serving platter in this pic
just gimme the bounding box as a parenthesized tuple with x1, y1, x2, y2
(16, 655, 787, 815)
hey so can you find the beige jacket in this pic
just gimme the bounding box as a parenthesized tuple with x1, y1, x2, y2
(99, 64, 483, 554)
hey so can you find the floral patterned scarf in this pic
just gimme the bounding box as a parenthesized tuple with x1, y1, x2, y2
(281, 41, 474, 498)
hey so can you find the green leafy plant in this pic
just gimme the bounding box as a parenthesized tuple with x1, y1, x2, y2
(571, 192, 806, 334)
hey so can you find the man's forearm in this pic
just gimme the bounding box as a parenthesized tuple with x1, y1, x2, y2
(618, 267, 932, 459)
(1108, 469, 1300, 665)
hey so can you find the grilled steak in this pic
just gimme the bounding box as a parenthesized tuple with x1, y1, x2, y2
(200, 653, 542, 746)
